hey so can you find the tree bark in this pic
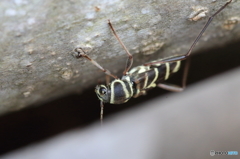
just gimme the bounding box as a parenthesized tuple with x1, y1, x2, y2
(0, 0, 239, 115)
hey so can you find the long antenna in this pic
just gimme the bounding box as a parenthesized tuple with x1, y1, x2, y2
(145, 0, 232, 65)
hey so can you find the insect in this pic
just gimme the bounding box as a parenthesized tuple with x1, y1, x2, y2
(75, 0, 232, 122)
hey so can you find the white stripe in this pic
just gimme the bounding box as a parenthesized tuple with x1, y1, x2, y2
(110, 81, 115, 104)
(127, 80, 133, 98)
(165, 63, 170, 80)
(173, 61, 181, 73)
(147, 68, 158, 88)
(134, 83, 141, 98)
(110, 79, 132, 104)
(122, 76, 133, 98)
(129, 66, 150, 74)
(143, 72, 148, 89)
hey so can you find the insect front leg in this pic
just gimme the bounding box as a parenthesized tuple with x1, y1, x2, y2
(75, 47, 118, 79)
(105, 75, 111, 85)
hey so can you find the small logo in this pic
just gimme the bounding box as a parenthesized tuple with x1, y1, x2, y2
(228, 151, 238, 155)
(210, 150, 215, 156)
(210, 150, 238, 156)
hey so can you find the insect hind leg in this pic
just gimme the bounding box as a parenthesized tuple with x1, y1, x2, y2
(144, 0, 232, 66)
(157, 58, 190, 92)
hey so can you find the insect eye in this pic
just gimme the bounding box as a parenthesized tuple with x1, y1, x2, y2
(100, 87, 107, 95)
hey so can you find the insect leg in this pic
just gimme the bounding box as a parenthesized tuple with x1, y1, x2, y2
(75, 47, 118, 79)
(157, 58, 190, 92)
(108, 20, 133, 75)
(144, 0, 232, 66)
(105, 75, 111, 85)
(100, 101, 104, 125)
(157, 83, 184, 92)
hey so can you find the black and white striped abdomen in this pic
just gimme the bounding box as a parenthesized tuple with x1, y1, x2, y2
(128, 61, 181, 95)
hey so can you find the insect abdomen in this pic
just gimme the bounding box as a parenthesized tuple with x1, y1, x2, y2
(129, 61, 181, 96)
(154, 61, 181, 81)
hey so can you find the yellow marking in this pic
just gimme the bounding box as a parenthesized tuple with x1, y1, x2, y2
(128, 67, 138, 74)
(133, 83, 141, 98)
(173, 61, 181, 73)
(129, 66, 150, 74)
(110, 81, 115, 104)
(138, 66, 149, 74)
(143, 72, 148, 89)
(165, 63, 170, 80)
(152, 62, 161, 67)
(127, 80, 133, 99)
(149, 60, 162, 67)
(147, 68, 158, 88)
(110, 79, 133, 104)
(123, 76, 133, 98)
(154, 63, 161, 66)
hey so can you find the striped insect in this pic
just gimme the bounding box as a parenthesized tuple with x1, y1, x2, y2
(75, 0, 232, 122)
